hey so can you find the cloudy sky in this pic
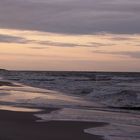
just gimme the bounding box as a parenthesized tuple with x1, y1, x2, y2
(0, 0, 140, 71)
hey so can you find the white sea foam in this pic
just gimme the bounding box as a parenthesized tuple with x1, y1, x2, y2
(35, 108, 140, 140)
(85, 123, 140, 140)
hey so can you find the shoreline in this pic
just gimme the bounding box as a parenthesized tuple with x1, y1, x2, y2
(0, 108, 106, 140)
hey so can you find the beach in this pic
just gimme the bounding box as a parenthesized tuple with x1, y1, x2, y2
(0, 79, 106, 140)
(0, 109, 105, 140)
(0, 0, 140, 139)
(0, 71, 140, 140)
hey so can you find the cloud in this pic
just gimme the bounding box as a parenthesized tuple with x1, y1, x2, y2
(0, 52, 49, 57)
(34, 41, 83, 47)
(31, 40, 113, 48)
(28, 40, 118, 48)
(0, 33, 112, 48)
(0, 32, 139, 49)
(93, 50, 140, 59)
(0, 34, 88, 47)
(0, 34, 76, 47)
(29, 46, 47, 49)
(109, 37, 136, 41)
(0, 0, 140, 34)
(90, 42, 115, 47)
(0, 34, 29, 44)
(0, 34, 84, 47)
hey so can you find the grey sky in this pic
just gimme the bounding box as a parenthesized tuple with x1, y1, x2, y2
(0, 0, 140, 34)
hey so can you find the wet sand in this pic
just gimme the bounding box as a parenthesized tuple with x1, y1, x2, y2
(0, 81, 20, 87)
(0, 108, 106, 140)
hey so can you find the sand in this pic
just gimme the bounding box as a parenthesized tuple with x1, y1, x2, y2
(0, 79, 106, 140)
(0, 81, 20, 87)
(0, 108, 106, 140)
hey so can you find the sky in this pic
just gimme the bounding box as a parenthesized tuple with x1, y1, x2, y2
(0, 0, 140, 71)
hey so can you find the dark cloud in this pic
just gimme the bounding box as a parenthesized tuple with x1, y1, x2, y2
(34, 41, 83, 47)
(108, 36, 140, 41)
(93, 50, 140, 59)
(1, 33, 139, 49)
(0, 34, 79, 47)
(29, 46, 47, 49)
(0, 34, 29, 44)
(0, 34, 89, 47)
(0, 33, 114, 48)
(90, 42, 115, 47)
(109, 37, 136, 41)
(30, 41, 117, 48)
(0, 52, 49, 57)
(0, 0, 140, 34)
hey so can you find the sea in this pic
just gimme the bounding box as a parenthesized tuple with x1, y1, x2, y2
(0, 70, 140, 140)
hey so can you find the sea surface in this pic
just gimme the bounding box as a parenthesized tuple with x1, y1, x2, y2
(0, 70, 140, 140)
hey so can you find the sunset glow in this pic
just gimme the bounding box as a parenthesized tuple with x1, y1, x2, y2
(0, 0, 140, 71)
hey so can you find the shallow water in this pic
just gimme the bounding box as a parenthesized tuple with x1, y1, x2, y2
(0, 105, 41, 112)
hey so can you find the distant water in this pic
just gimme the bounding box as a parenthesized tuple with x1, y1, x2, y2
(1, 70, 140, 108)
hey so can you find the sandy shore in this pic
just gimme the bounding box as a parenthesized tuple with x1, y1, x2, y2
(0, 108, 106, 140)
(0, 79, 106, 140)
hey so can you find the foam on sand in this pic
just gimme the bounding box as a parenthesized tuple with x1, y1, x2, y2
(35, 108, 140, 140)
